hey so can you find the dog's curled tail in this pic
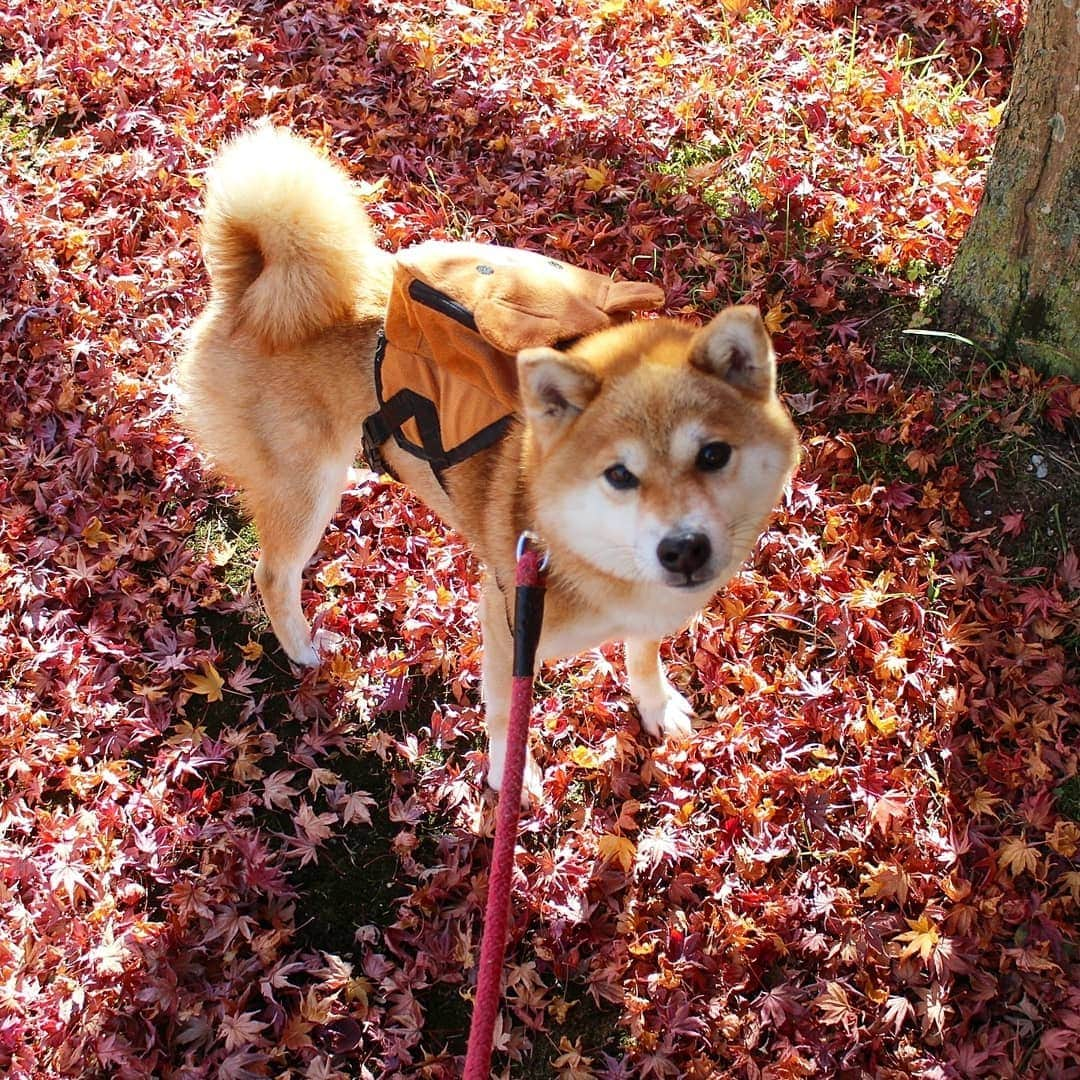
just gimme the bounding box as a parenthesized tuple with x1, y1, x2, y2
(200, 125, 377, 352)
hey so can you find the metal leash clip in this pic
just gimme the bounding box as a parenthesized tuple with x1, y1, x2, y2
(515, 530, 551, 573)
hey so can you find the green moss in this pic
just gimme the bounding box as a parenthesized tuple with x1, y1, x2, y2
(1057, 777, 1080, 823)
(190, 503, 261, 593)
(0, 101, 35, 157)
(421, 982, 473, 1056)
(654, 134, 745, 218)
(292, 751, 403, 954)
(517, 991, 623, 1077)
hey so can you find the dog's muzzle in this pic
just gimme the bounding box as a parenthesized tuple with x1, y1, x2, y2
(657, 529, 714, 588)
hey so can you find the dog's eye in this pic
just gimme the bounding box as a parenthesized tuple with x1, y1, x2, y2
(696, 441, 732, 472)
(603, 463, 639, 490)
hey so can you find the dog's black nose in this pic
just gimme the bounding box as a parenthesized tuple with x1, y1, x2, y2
(657, 530, 712, 576)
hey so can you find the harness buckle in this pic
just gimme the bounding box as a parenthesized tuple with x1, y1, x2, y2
(361, 414, 393, 480)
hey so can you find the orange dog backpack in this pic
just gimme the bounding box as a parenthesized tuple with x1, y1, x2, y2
(362, 241, 665, 487)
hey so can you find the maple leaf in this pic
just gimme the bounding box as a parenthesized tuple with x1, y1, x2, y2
(861, 861, 911, 907)
(869, 790, 908, 835)
(219, 1010, 269, 1052)
(968, 786, 1002, 817)
(295, 802, 338, 845)
(1000, 510, 1025, 536)
(597, 833, 636, 872)
(90, 927, 127, 975)
(1041, 1026, 1080, 1066)
(186, 661, 224, 702)
(227, 661, 265, 695)
(81, 516, 114, 548)
(893, 913, 940, 963)
(263, 771, 302, 810)
(239, 639, 264, 661)
(1064, 872, 1080, 904)
(997, 835, 1041, 878)
(814, 981, 857, 1031)
(338, 789, 376, 826)
(1057, 549, 1080, 590)
(1047, 821, 1080, 858)
(635, 825, 685, 872)
(905, 448, 937, 475)
(882, 994, 913, 1035)
(917, 982, 949, 1035)
(552, 1036, 596, 1079)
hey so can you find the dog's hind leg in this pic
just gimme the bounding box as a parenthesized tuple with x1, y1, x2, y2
(250, 455, 352, 667)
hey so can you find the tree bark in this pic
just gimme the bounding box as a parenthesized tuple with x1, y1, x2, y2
(937, 0, 1079, 376)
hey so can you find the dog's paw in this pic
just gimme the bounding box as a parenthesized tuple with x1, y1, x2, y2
(284, 638, 321, 668)
(487, 743, 543, 806)
(638, 683, 695, 741)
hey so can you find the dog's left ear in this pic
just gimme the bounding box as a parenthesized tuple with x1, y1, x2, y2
(517, 348, 600, 434)
(690, 306, 776, 398)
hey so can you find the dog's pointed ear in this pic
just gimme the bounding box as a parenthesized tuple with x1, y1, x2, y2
(517, 347, 600, 432)
(690, 306, 776, 398)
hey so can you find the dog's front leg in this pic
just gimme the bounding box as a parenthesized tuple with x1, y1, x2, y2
(479, 573, 542, 801)
(625, 638, 695, 740)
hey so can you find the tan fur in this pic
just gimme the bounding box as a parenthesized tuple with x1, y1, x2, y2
(176, 127, 799, 795)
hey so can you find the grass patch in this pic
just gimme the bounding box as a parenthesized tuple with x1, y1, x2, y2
(869, 323, 1080, 572)
(518, 990, 624, 1077)
(1057, 777, 1080, 823)
(0, 100, 36, 158)
(190, 500, 261, 593)
(653, 133, 753, 219)
(421, 982, 474, 1057)
(292, 748, 403, 954)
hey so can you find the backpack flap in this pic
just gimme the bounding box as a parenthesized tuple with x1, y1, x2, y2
(375, 241, 665, 477)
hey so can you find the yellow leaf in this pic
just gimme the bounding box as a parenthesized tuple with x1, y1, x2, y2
(186, 661, 224, 702)
(570, 745, 601, 769)
(1047, 821, 1080, 859)
(581, 165, 611, 192)
(861, 861, 911, 906)
(597, 833, 636, 872)
(968, 787, 1001, 818)
(893, 913, 939, 963)
(998, 836, 1040, 878)
(345, 976, 372, 1006)
(239, 639, 264, 661)
(317, 558, 350, 588)
(596, 0, 626, 19)
(82, 517, 114, 549)
(763, 302, 790, 334)
(867, 699, 898, 736)
(131, 682, 169, 702)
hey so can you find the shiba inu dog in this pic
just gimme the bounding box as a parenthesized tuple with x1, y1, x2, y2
(176, 126, 799, 795)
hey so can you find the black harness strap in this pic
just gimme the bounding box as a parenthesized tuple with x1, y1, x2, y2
(361, 285, 514, 489)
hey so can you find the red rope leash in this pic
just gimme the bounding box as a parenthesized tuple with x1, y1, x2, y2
(463, 533, 548, 1079)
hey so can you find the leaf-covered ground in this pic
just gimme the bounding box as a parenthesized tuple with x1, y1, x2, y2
(2, 1, 1079, 1077)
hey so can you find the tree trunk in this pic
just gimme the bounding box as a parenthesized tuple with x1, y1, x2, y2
(937, 0, 1079, 376)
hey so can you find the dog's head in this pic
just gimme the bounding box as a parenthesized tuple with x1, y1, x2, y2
(518, 306, 798, 596)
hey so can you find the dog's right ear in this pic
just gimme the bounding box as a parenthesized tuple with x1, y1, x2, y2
(690, 305, 776, 398)
(517, 348, 600, 434)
